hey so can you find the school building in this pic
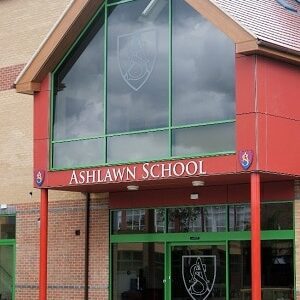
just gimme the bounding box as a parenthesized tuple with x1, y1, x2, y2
(1, 0, 300, 299)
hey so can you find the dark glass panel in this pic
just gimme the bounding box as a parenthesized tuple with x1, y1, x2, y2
(168, 206, 226, 233)
(112, 243, 164, 300)
(261, 240, 294, 299)
(172, 0, 235, 126)
(229, 241, 251, 300)
(0, 216, 15, 239)
(53, 138, 103, 168)
(172, 123, 235, 157)
(171, 244, 226, 299)
(112, 209, 165, 234)
(53, 11, 105, 140)
(261, 202, 293, 230)
(0, 245, 14, 300)
(107, 131, 168, 163)
(230, 240, 294, 300)
(229, 204, 251, 231)
(107, 0, 169, 133)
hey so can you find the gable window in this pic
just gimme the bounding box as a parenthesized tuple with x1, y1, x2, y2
(52, 0, 235, 169)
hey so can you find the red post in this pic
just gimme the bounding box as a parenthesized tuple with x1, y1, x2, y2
(40, 189, 48, 300)
(251, 173, 261, 300)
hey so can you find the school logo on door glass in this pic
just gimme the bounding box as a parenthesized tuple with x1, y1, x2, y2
(182, 255, 216, 300)
(118, 29, 157, 91)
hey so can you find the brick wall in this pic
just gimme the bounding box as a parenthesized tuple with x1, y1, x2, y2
(0, 0, 72, 68)
(15, 193, 109, 300)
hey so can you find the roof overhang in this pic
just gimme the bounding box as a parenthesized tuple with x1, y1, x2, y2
(15, 0, 300, 95)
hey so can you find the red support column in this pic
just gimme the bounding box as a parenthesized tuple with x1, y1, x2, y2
(251, 173, 261, 300)
(40, 189, 48, 300)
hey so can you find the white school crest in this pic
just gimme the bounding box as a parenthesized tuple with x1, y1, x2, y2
(118, 28, 157, 91)
(182, 255, 216, 300)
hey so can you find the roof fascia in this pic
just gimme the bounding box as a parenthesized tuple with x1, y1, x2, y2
(16, 0, 104, 94)
(237, 40, 300, 65)
(185, 0, 256, 44)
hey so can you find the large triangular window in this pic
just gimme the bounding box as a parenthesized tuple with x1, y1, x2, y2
(52, 0, 235, 169)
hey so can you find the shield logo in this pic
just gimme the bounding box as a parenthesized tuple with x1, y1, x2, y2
(34, 170, 45, 187)
(182, 255, 216, 300)
(118, 28, 157, 91)
(238, 150, 254, 170)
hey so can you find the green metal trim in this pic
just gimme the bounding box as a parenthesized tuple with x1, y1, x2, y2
(107, 0, 134, 6)
(226, 240, 229, 300)
(104, 1, 108, 164)
(52, 120, 236, 144)
(168, 0, 172, 158)
(261, 230, 294, 240)
(50, 73, 55, 169)
(164, 241, 169, 300)
(51, 150, 235, 171)
(52, 4, 105, 75)
(51, 4, 105, 168)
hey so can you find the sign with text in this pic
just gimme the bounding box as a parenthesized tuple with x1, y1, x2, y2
(69, 160, 207, 185)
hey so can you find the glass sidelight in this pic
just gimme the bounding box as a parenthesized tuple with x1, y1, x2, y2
(170, 244, 226, 300)
(0, 245, 14, 300)
(112, 243, 164, 300)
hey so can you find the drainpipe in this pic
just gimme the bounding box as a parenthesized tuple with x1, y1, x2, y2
(84, 193, 90, 300)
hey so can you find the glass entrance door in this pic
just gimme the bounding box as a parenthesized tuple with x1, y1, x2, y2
(170, 244, 226, 300)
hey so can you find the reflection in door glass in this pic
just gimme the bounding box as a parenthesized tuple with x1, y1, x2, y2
(171, 245, 226, 299)
(112, 243, 164, 300)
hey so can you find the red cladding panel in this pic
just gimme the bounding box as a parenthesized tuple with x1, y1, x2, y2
(257, 57, 300, 120)
(110, 186, 228, 209)
(262, 181, 294, 201)
(262, 115, 300, 174)
(34, 90, 50, 140)
(236, 55, 256, 114)
(236, 113, 257, 171)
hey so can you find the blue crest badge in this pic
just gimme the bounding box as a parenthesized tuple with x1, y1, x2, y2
(35, 170, 45, 187)
(239, 150, 254, 170)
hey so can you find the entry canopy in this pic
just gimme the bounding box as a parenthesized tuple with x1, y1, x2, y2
(15, 0, 300, 94)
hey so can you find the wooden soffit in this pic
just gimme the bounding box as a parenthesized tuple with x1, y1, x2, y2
(15, 0, 299, 94)
(15, 0, 104, 94)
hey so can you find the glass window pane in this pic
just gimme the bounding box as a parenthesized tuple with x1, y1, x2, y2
(53, 11, 105, 140)
(0, 216, 15, 239)
(107, 0, 169, 133)
(261, 202, 293, 230)
(112, 243, 164, 300)
(261, 240, 294, 299)
(203, 206, 226, 232)
(53, 138, 104, 168)
(172, 123, 235, 157)
(229, 241, 251, 300)
(172, 0, 235, 126)
(168, 207, 202, 233)
(112, 209, 165, 234)
(0, 245, 14, 300)
(229, 204, 250, 231)
(107, 131, 168, 163)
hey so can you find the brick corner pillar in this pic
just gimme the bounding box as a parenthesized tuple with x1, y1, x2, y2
(40, 188, 48, 300)
(251, 172, 261, 300)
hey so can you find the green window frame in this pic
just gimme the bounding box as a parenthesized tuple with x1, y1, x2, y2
(51, 0, 236, 170)
(109, 201, 295, 300)
(0, 214, 16, 300)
